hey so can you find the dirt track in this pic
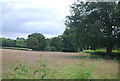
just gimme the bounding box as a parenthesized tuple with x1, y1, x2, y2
(1, 49, 118, 78)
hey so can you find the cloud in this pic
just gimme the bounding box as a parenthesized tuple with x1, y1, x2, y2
(1, 0, 73, 39)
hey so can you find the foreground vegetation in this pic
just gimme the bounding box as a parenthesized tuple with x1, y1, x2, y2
(3, 55, 118, 79)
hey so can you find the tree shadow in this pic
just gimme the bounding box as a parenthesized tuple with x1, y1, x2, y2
(57, 52, 120, 61)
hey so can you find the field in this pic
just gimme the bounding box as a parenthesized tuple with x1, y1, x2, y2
(2, 48, 118, 79)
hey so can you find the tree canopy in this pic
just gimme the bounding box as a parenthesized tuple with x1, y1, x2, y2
(16, 37, 26, 47)
(65, 1, 119, 54)
(26, 33, 46, 51)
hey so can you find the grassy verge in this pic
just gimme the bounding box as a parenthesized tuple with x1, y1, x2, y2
(1, 47, 32, 51)
(83, 49, 120, 60)
(83, 49, 120, 54)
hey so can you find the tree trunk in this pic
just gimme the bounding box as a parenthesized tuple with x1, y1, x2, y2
(106, 46, 113, 54)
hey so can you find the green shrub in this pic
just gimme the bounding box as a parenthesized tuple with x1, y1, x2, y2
(112, 50, 120, 53)
(51, 47, 56, 51)
(44, 46, 52, 51)
(94, 50, 106, 53)
(83, 50, 94, 53)
(13, 63, 32, 79)
(34, 54, 50, 79)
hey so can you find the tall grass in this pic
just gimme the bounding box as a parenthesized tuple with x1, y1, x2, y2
(3, 55, 116, 79)
(46, 60, 97, 79)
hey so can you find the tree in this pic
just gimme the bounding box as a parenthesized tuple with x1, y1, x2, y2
(16, 37, 26, 47)
(49, 36, 62, 51)
(62, 28, 77, 52)
(65, 1, 119, 54)
(1, 38, 16, 47)
(26, 33, 46, 51)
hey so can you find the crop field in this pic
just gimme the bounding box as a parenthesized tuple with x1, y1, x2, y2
(1, 49, 118, 79)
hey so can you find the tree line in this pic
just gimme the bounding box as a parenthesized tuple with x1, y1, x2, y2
(1, 1, 120, 54)
(0, 33, 77, 52)
(0, 37, 26, 48)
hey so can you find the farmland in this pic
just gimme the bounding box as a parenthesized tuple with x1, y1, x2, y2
(2, 48, 118, 79)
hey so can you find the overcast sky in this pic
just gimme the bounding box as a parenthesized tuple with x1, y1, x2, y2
(0, 0, 75, 39)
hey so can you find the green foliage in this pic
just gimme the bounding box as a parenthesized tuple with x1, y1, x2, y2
(65, 1, 119, 54)
(49, 36, 63, 51)
(26, 33, 46, 51)
(62, 28, 77, 52)
(44, 46, 52, 51)
(50, 47, 56, 51)
(1, 38, 16, 47)
(83, 49, 120, 54)
(83, 50, 95, 54)
(83, 49, 120, 59)
(0, 37, 26, 48)
(8, 55, 49, 79)
(16, 37, 26, 48)
(13, 63, 32, 79)
(46, 60, 97, 79)
(45, 46, 57, 51)
(34, 55, 50, 79)
(0, 75, 2, 81)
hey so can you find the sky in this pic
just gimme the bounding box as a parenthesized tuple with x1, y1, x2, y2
(0, 0, 74, 39)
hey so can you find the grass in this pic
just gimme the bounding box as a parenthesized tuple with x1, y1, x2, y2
(3, 61, 96, 79)
(47, 60, 97, 79)
(82, 50, 120, 61)
(1, 47, 32, 51)
(2, 55, 117, 79)
(83, 49, 120, 54)
(0, 75, 1, 81)
(83, 49, 120, 59)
